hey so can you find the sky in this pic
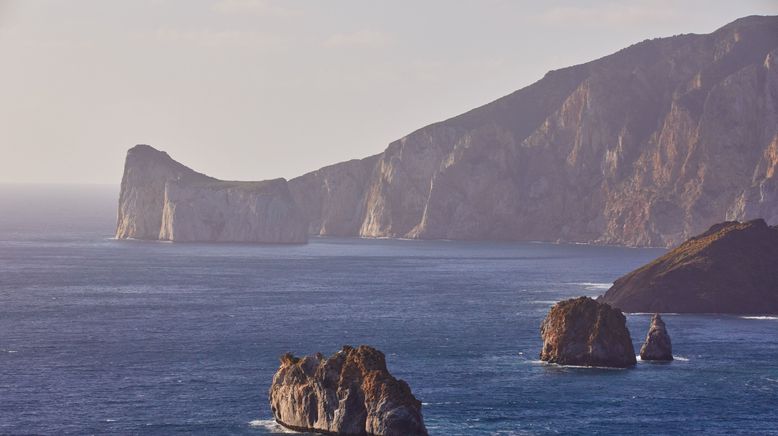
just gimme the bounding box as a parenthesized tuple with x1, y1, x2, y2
(0, 0, 776, 184)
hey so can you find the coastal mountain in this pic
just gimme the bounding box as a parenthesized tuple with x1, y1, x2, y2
(116, 145, 307, 243)
(599, 219, 778, 314)
(117, 16, 778, 246)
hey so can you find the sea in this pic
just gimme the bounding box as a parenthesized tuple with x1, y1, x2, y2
(1, 184, 777, 435)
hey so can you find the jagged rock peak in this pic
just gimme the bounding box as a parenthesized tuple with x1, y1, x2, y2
(540, 297, 637, 368)
(599, 219, 778, 313)
(269, 345, 428, 436)
(640, 314, 673, 361)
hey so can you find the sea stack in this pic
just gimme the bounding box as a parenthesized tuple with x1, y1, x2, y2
(269, 345, 428, 436)
(599, 219, 778, 314)
(540, 297, 637, 368)
(640, 314, 673, 361)
(115, 144, 308, 244)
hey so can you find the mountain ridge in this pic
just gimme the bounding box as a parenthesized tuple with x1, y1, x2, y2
(117, 15, 778, 247)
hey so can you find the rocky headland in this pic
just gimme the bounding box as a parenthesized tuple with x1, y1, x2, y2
(118, 16, 778, 247)
(540, 297, 636, 368)
(599, 219, 778, 313)
(640, 314, 673, 361)
(115, 145, 307, 243)
(268, 345, 427, 436)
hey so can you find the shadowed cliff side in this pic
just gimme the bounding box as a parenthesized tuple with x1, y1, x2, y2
(599, 219, 778, 313)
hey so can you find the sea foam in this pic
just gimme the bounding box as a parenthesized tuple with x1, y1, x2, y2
(248, 419, 299, 433)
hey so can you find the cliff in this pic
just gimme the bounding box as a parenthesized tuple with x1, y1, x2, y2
(269, 345, 427, 436)
(540, 297, 636, 368)
(117, 16, 778, 247)
(116, 145, 307, 243)
(288, 15, 778, 247)
(599, 219, 778, 313)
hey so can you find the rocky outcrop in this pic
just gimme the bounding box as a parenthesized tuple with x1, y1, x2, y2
(116, 145, 307, 243)
(540, 297, 636, 368)
(286, 16, 778, 247)
(599, 219, 778, 313)
(268, 345, 427, 436)
(116, 144, 214, 240)
(640, 314, 673, 361)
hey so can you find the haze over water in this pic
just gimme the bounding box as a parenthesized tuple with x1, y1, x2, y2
(1, 185, 777, 434)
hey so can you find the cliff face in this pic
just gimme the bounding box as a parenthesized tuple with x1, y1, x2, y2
(115, 144, 214, 240)
(116, 145, 307, 243)
(289, 16, 778, 247)
(599, 219, 778, 313)
(269, 345, 427, 436)
(159, 179, 307, 243)
(540, 297, 636, 368)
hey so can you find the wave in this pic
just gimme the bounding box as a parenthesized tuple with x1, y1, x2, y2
(740, 316, 778, 320)
(673, 355, 690, 361)
(626, 312, 679, 316)
(528, 360, 627, 370)
(571, 282, 612, 291)
(248, 419, 299, 433)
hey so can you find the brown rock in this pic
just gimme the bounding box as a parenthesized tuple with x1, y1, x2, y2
(599, 219, 778, 313)
(540, 297, 637, 368)
(640, 314, 673, 361)
(268, 345, 427, 436)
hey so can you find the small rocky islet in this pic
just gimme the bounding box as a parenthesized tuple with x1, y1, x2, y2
(539, 296, 637, 368)
(268, 345, 428, 436)
(539, 297, 674, 368)
(640, 314, 673, 362)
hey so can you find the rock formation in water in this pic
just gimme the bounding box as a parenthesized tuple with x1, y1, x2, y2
(599, 219, 778, 313)
(540, 297, 636, 368)
(268, 345, 428, 436)
(116, 145, 307, 243)
(285, 15, 778, 247)
(640, 314, 673, 361)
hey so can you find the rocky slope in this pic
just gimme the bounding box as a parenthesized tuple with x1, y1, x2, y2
(600, 219, 778, 313)
(287, 15, 778, 247)
(269, 345, 427, 436)
(640, 314, 673, 361)
(116, 145, 307, 243)
(540, 297, 636, 368)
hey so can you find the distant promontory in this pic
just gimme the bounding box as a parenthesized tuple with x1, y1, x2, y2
(600, 219, 778, 314)
(116, 145, 307, 243)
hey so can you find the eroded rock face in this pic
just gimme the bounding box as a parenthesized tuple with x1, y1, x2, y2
(285, 16, 778, 247)
(115, 144, 214, 240)
(268, 345, 427, 436)
(116, 144, 307, 243)
(600, 219, 778, 313)
(159, 179, 307, 243)
(540, 297, 637, 368)
(640, 314, 673, 361)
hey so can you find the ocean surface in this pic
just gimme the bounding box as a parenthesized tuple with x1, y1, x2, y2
(1, 185, 777, 435)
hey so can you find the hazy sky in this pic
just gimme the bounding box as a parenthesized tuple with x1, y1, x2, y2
(1, 0, 776, 184)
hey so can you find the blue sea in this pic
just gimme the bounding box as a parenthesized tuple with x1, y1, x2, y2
(1, 185, 777, 435)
